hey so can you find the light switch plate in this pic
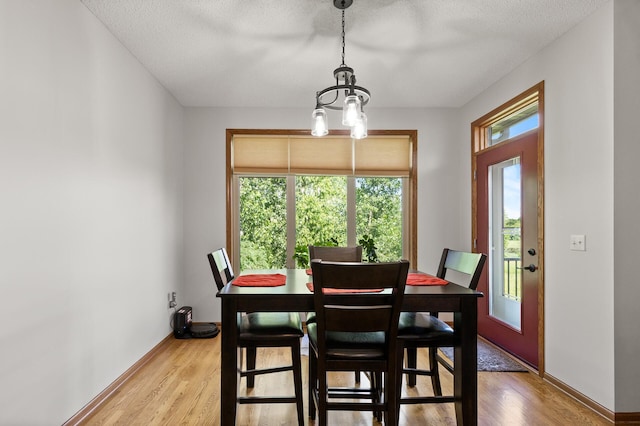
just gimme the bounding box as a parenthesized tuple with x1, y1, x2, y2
(570, 234, 586, 251)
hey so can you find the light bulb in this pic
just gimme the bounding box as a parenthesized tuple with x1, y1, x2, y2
(311, 108, 328, 137)
(351, 111, 367, 139)
(342, 95, 361, 126)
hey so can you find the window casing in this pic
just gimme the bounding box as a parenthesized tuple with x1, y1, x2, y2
(226, 129, 417, 269)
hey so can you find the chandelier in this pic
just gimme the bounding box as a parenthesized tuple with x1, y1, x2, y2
(311, 0, 370, 139)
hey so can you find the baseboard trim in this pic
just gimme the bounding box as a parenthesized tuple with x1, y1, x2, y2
(63, 333, 175, 426)
(544, 373, 640, 424)
(614, 412, 640, 424)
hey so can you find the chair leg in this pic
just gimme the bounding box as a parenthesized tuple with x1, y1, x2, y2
(317, 362, 328, 426)
(396, 344, 405, 413)
(385, 368, 399, 426)
(428, 347, 442, 396)
(374, 372, 383, 422)
(291, 342, 304, 426)
(309, 349, 317, 420)
(406, 347, 417, 386)
(246, 347, 257, 388)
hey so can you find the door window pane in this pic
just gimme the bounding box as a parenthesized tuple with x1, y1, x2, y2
(488, 157, 522, 330)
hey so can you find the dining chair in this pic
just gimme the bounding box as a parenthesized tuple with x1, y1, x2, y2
(397, 248, 486, 405)
(307, 245, 364, 382)
(306, 246, 363, 324)
(306, 245, 363, 324)
(308, 245, 363, 263)
(207, 248, 305, 425)
(307, 259, 409, 426)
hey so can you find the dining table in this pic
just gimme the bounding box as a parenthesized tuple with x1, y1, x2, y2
(217, 268, 483, 425)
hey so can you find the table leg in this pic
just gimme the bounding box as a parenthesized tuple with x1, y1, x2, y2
(454, 298, 478, 425)
(220, 298, 239, 425)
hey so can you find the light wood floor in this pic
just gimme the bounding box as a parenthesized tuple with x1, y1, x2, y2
(80, 334, 610, 425)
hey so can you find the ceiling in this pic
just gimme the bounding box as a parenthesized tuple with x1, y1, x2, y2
(81, 0, 607, 109)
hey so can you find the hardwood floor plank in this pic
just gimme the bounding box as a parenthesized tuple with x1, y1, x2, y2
(78, 333, 611, 425)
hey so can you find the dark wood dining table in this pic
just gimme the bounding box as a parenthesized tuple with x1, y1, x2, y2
(217, 268, 483, 425)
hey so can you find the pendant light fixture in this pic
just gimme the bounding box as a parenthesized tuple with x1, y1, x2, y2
(311, 0, 370, 138)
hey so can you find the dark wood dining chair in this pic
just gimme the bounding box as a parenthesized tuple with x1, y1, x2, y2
(306, 246, 363, 323)
(307, 259, 409, 426)
(397, 248, 486, 405)
(308, 245, 363, 263)
(307, 245, 364, 382)
(306, 245, 363, 324)
(207, 248, 305, 425)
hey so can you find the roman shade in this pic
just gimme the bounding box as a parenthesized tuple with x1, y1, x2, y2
(232, 135, 412, 176)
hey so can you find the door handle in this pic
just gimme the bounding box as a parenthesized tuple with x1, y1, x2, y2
(524, 264, 538, 272)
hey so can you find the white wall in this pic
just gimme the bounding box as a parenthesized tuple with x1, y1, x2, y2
(183, 106, 464, 322)
(0, 1, 184, 424)
(458, 2, 617, 410)
(613, 0, 640, 413)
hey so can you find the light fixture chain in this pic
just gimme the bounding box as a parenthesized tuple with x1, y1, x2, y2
(341, 9, 346, 66)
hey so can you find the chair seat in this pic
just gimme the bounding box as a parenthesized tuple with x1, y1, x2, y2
(306, 312, 316, 323)
(307, 323, 385, 359)
(240, 312, 304, 339)
(397, 312, 453, 340)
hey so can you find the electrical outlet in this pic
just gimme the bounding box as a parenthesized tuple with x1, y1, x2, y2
(169, 291, 177, 308)
(570, 234, 586, 251)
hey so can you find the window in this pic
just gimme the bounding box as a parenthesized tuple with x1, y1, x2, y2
(238, 177, 287, 269)
(472, 89, 541, 152)
(295, 175, 348, 257)
(488, 102, 539, 145)
(227, 130, 417, 269)
(355, 177, 403, 262)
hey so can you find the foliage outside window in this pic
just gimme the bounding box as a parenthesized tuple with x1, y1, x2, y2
(239, 177, 287, 269)
(356, 178, 402, 262)
(239, 175, 403, 270)
(295, 175, 348, 254)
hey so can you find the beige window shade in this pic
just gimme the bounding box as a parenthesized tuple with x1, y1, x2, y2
(232, 134, 411, 176)
(355, 137, 411, 176)
(233, 136, 289, 173)
(289, 137, 352, 174)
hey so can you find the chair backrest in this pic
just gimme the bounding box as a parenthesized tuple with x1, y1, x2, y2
(436, 248, 487, 290)
(308, 245, 363, 263)
(310, 259, 409, 346)
(207, 248, 235, 290)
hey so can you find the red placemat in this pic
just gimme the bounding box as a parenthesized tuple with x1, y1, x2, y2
(306, 282, 383, 294)
(233, 274, 286, 287)
(406, 273, 448, 286)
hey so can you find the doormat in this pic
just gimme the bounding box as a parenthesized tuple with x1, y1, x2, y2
(439, 340, 529, 372)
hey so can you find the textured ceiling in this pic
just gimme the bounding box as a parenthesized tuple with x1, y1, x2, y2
(81, 0, 608, 108)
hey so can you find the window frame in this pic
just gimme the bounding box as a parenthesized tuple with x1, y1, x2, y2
(226, 129, 418, 269)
